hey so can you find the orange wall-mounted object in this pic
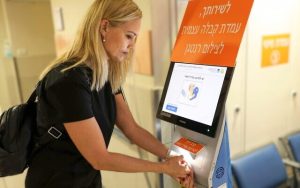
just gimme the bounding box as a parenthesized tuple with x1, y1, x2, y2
(261, 34, 290, 68)
(171, 0, 254, 67)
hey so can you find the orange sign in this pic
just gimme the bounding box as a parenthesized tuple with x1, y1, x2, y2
(175, 138, 204, 154)
(262, 34, 290, 67)
(171, 0, 254, 67)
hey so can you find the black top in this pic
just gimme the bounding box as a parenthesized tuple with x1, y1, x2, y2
(26, 62, 118, 188)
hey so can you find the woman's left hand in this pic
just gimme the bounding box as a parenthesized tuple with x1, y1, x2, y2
(179, 165, 195, 188)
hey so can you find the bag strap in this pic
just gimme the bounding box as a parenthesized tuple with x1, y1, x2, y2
(34, 66, 91, 150)
(33, 80, 65, 150)
(31, 125, 65, 160)
(35, 126, 63, 148)
(26, 81, 41, 104)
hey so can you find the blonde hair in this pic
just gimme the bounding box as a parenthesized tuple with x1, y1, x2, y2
(40, 0, 142, 92)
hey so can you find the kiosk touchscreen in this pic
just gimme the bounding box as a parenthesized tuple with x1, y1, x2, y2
(157, 62, 233, 137)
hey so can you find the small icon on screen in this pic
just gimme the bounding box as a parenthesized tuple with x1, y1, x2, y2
(181, 83, 199, 101)
(166, 104, 178, 112)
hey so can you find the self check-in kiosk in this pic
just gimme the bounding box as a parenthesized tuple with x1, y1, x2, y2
(157, 63, 233, 188)
(156, 0, 254, 187)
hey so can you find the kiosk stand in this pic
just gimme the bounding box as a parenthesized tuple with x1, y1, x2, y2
(156, 0, 253, 187)
(166, 108, 232, 188)
(169, 109, 230, 188)
(157, 62, 234, 188)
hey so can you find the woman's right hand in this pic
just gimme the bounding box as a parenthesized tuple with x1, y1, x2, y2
(163, 156, 190, 178)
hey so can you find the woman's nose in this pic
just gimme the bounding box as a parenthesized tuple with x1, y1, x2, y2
(127, 42, 134, 49)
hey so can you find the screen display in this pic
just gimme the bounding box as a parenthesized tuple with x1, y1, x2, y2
(162, 63, 226, 126)
(157, 62, 233, 137)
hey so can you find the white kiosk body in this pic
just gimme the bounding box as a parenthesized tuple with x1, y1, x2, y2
(157, 62, 232, 188)
(169, 111, 225, 187)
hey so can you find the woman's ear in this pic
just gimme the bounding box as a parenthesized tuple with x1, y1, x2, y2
(100, 19, 109, 37)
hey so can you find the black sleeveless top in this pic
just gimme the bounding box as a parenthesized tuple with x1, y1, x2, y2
(26, 62, 118, 188)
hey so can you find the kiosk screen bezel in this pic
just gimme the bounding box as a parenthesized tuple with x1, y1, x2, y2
(156, 62, 234, 137)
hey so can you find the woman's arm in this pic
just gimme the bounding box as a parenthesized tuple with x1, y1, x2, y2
(114, 94, 168, 159)
(114, 94, 195, 187)
(64, 117, 188, 178)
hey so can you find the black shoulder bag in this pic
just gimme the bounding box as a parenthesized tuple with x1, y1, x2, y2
(0, 82, 63, 177)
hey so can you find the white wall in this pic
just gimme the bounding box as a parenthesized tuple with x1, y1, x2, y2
(6, 1, 55, 57)
(287, 0, 300, 134)
(226, 29, 247, 156)
(5, 1, 56, 101)
(50, 0, 93, 55)
(0, 0, 11, 110)
(246, 0, 300, 151)
(0, 0, 56, 107)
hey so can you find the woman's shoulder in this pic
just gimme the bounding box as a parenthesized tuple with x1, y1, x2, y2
(44, 62, 92, 90)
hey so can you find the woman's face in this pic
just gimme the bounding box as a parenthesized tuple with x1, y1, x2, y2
(100, 19, 141, 62)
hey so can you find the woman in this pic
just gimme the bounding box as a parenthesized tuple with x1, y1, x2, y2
(25, 0, 194, 188)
